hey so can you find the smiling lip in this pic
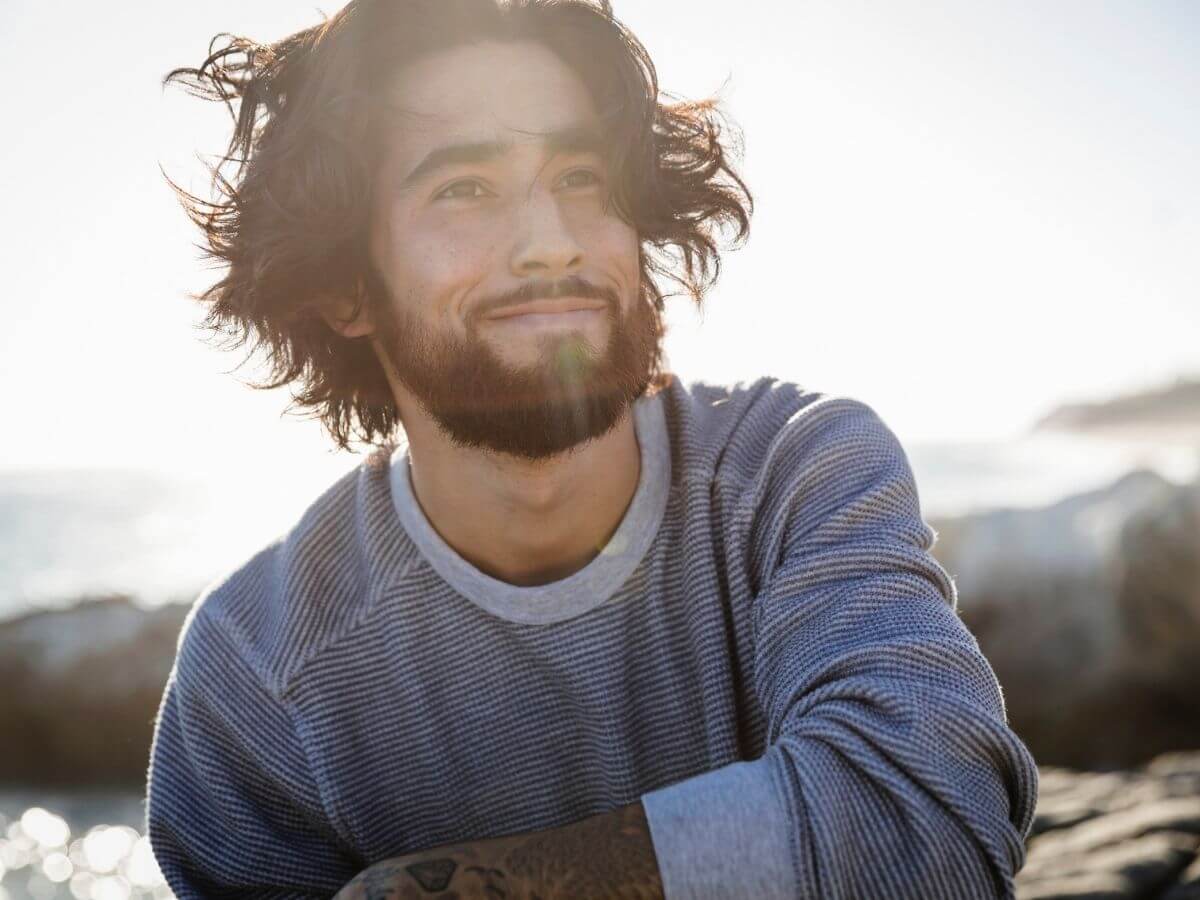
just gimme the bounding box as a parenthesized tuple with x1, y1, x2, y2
(485, 298, 608, 319)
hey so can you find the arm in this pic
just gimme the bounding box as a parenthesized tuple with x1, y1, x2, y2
(334, 800, 664, 899)
(146, 606, 360, 899)
(640, 397, 1039, 899)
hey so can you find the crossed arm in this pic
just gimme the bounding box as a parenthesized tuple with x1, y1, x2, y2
(332, 800, 664, 900)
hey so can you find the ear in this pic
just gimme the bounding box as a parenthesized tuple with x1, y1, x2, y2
(317, 288, 376, 339)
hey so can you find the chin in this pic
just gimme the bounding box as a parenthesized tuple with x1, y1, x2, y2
(494, 331, 609, 375)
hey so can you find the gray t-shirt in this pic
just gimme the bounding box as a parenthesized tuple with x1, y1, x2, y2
(388, 386, 672, 625)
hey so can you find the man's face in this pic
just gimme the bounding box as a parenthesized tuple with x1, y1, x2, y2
(366, 39, 656, 459)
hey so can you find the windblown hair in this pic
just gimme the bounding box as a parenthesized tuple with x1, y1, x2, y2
(165, 0, 753, 450)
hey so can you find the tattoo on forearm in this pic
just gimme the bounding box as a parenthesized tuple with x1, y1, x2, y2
(336, 801, 664, 899)
(499, 801, 663, 898)
(405, 857, 458, 892)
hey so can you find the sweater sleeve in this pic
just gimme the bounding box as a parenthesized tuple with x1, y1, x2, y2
(145, 604, 360, 899)
(641, 397, 1038, 899)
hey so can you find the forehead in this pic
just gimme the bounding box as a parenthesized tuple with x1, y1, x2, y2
(380, 40, 602, 166)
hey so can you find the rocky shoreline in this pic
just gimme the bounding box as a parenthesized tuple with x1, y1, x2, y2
(0, 597, 186, 786)
(1020, 751, 1200, 899)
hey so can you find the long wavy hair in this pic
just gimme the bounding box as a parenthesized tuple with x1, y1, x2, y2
(165, 0, 753, 451)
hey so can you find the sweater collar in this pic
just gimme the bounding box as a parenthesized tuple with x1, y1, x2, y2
(387, 392, 671, 625)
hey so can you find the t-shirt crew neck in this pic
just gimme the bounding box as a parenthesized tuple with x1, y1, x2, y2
(387, 391, 672, 626)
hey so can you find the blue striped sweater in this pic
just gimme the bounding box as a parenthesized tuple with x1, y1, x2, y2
(145, 376, 1038, 898)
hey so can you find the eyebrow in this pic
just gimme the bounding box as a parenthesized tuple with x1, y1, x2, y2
(398, 124, 608, 189)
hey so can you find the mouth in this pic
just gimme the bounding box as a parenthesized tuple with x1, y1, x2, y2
(485, 297, 609, 320)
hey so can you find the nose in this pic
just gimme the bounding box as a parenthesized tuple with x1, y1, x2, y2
(509, 188, 584, 277)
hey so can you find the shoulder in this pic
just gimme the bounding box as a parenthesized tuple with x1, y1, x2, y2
(660, 376, 934, 594)
(173, 445, 415, 700)
(659, 375, 907, 491)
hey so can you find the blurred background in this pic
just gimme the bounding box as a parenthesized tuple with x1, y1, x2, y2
(1, 1, 1198, 897)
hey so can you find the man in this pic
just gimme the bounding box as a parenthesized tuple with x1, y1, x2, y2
(146, 1, 1038, 897)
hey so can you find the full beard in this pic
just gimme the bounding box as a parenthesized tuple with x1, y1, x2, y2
(373, 288, 661, 461)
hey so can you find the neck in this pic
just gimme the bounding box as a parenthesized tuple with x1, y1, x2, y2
(396, 393, 642, 587)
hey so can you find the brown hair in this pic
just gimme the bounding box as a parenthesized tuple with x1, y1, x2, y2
(165, 0, 753, 450)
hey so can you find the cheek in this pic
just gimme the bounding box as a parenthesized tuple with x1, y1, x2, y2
(567, 203, 638, 265)
(593, 219, 641, 291)
(386, 212, 499, 312)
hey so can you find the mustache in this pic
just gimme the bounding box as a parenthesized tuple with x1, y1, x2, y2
(472, 276, 618, 321)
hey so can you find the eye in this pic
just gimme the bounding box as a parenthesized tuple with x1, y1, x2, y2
(435, 180, 489, 201)
(558, 168, 603, 189)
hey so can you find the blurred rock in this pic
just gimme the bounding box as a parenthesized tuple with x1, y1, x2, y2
(1115, 481, 1200, 702)
(931, 470, 1200, 769)
(1033, 376, 1200, 435)
(1163, 855, 1200, 899)
(0, 596, 188, 786)
(932, 467, 1178, 594)
(1019, 751, 1200, 900)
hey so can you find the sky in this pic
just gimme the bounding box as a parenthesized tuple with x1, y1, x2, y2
(1, 0, 1197, 484)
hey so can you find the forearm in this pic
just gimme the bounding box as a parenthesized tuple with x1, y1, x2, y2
(334, 800, 665, 900)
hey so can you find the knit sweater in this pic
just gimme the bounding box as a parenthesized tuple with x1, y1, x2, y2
(145, 375, 1038, 899)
